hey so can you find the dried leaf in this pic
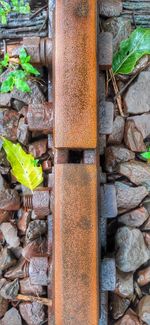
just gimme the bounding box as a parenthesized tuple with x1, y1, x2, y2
(2, 137, 43, 190)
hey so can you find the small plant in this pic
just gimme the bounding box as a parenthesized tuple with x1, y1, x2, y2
(140, 148, 150, 161)
(0, 0, 30, 24)
(1, 137, 43, 191)
(0, 48, 40, 93)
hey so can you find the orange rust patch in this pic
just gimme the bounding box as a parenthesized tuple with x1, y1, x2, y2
(54, 164, 99, 325)
(54, 0, 97, 149)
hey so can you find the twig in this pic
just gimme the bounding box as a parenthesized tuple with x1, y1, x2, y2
(31, 5, 48, 19)
(114, 61, 150, 100)
(109, 69, 125, 117)
(16, 294, 52, 307)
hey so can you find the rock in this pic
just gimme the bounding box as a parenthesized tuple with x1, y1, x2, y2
(20, 277, 46, 296)
(102, 17, 132, 53)
(17, 117, 30, 145)
(100, 184, 118, 218)
(118, 161, 150, 190)
(4, 258, 29, 280)
(115, 227, 149, 272)
(0, 296, 8, 319)
(12, 80, 45, 106)
(0, 222, 20, 248)
(0, 247, 17, 271)
(99, 134, 106, 155)
(137, 266, 150, 287)
(27, 102, 53, 134)
(124, 120, 146, 152)
(101, 258, 116, 291)
(28, 139, 47, 158)
(138, 296, 150, 325)
(0, 189, 20, 211)
(128, 114, 150, 141)
(29, 257, 48, 286)
(99, 32, 113, 70)
(105, 146, 135, 172)
(118, 207, 149, 228)
(22, 238, 47, 261)
(99, 101, 114, 135)
(0, 175, 8, 191)
(115, 182, 148, 212)
(115, 269, 133, 298)
(143, 232, 150, 249)
(131, 55, 149, 76)
(26, 220, 47, 243)
(33, 190, 50, 217)
(99, 0, 122, 17)
(19, 302, 45, 325)
(12, 99, 25, 111)
(110, 293, 130, 320)
(124, 72, 150, 115)
(0, 279, 19, 300)
(98, 72, 106, 103)
(1, 307, 22, 325)
(114, 308, 141, 325)
(0, 210, 10, 225)
(108, 116, 125, 145)
(17, 210, 31, 235)
(142, 217, 150, 231)
(0, 109, 19, 141)
(0, 93, 11, 107)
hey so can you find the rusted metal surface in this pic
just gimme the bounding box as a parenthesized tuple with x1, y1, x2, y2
(54, 164, 99, 325)
(4, 37, 52, 66)
(55, 0, 97, 149)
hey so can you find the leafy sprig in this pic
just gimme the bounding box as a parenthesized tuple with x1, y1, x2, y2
(0, 0, 30, 25)
(0, 48, 40, 93)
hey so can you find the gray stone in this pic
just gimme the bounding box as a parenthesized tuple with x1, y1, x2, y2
(1, 307, 22, 325)
(0, 223, 20, 248)
(115, 182, 148, 212)
(138, 296, 150, 325)
(118, 161, 150, 190)
(115, 227, 149, 272)
(0, 279, 19, 300)
(17, 117, 30, 145)
(124, 72, 150, 115)
(99, 134, 106, 155)
(124, 120, 146, 152)
(100, 184, 118, 218)
(100, 217, 107, 251)
(101, 258, 116, 291)
(118, 207, 149, 228)
(108, 116, 125, 145)
(26, 220, 47, 242)
(12, 80, 45, 105)
(99, 101, 114, 135)
(110, 293, 130, 320)
(19, 302, 45, 325)
(99, 292, 108, 325)
(128, 114, 150, 140)
(0, 93, 11, 107)
(102, 17, 132, 53)
(99, 0, 122, 17)
(115, 269, 133, 298)
(0, 248, 17, 272)
(105, 146, 135, 172)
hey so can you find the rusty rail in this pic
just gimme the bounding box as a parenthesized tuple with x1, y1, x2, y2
(53, 0, 99, 324)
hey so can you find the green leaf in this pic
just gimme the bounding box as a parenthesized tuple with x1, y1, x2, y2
(13, 69, 26, 79)
(140, 151, 150, 160)
(15, 78, 31, 93)
(22, 63, 40, 76)
(1, 53, 9, 67)
(113, 27, 150, 74)
(1, 13, 7, 24)
(1, 76, 15, 93)
(19, 48, 27, 64)
(1, 137, 43, 190)
(19, 3, 30, 14)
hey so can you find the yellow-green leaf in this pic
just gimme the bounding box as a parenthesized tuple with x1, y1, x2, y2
(2, 137, 43, 191)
